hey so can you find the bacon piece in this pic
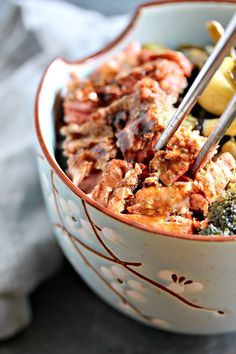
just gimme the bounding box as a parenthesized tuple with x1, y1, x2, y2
(127, 183, 193, 217)
(89, 160, 133, 207)
(194, 153, 236, 203)
(150, 127, 206, 186)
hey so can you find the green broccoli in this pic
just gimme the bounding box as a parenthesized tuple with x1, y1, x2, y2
(198, 184, 236, 236)
(199, 224, 227, 236)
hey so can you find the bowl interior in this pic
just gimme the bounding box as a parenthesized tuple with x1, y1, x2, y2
(36, 1, 236, 239)
(37, 1, 235, 159)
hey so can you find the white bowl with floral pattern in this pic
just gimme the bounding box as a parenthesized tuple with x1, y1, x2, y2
(35, 0, 236, 335)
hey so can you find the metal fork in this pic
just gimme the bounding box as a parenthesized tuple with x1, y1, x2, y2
(190, 93, 236, 177)
(154, 12, 236, 177)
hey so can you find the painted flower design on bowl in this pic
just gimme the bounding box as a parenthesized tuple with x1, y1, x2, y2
(39, 171, 55, 211)
(100, 227, 121, 245)
(158, 270, 204, 294)
(100, 264, 145, 302)
(58, 197, 82, 233)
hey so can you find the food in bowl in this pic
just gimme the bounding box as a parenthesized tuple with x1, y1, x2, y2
(57, 22, 236, 236)
(36, 1, 236, 335)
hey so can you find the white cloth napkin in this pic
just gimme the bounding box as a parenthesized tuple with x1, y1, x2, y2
(0, 0, 127, 339)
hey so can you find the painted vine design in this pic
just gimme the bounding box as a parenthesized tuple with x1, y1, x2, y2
(49, 168, 224, 323)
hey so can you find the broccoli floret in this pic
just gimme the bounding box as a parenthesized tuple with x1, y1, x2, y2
(198, 184, 236, 236)
(198, 224, 231, 236)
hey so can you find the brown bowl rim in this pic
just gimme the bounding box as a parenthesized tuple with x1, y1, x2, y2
(35, 0, 236, 242)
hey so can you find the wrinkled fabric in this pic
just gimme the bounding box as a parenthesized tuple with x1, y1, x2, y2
(0, 0, 127, 339)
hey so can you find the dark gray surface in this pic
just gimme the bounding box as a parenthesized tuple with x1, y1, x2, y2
(2, 261, 236, 354)
(1, 0, 236, 353)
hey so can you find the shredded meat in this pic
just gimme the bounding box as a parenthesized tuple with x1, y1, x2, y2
(60, 42, 236, 235)
(114, 78, 175, 162)
(89, 160, 133, 207)
(90, 42, 141, 83)
(150, 127, 206, 186)
(63, 43, 141, 125)
(127, 183, 193, 217)
(63, 127, 117, 187)
(143, 172, 160, 186)
(69, 77, 175, 164)
(138, 49, 193, 76)
(104, 58, 190, 105)
(63, 44, 192, 125)
(108, 163, 145, 213)
(190, 193, 209, 215)
(194, 153, 236, 203)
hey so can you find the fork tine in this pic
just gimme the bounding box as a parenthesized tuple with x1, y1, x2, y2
(189, 94, 236, 178)
(154, 12, 236, 152)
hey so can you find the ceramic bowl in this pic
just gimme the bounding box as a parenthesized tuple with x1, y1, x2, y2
(35, 0, 236, 335)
